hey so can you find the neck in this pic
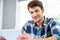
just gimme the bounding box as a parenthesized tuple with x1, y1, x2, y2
(36, 16, 44, 28)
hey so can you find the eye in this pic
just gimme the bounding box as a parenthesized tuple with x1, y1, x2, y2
(35, 10, 39, 12)
(30, 12, 33, 14)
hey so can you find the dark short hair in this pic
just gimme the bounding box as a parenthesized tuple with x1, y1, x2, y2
(28, 1, 43, 10)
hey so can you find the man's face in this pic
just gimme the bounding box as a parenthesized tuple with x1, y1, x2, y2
(28, 6, 44, 23)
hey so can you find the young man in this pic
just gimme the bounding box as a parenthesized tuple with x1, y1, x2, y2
(17, 0, 60, 40)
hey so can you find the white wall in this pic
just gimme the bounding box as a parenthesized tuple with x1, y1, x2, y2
(16, 1, 32, 29)
(46, 0, 60, 18)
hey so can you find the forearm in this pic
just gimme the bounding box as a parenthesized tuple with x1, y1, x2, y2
(33, 36, 57, 40)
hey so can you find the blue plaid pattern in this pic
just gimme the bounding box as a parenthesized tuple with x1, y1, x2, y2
(21, 16, 60, 40)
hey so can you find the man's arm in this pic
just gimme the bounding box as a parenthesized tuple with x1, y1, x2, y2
(17, 33, 57, 40)
(33, 36, 57, 40)
(0, 36, 6, 40)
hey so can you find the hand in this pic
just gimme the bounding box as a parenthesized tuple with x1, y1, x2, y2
(0, 36, 5, 40)
(17, 33, 34, 40)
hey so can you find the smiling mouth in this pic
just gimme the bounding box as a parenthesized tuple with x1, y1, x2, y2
(33, 17, 38, 20)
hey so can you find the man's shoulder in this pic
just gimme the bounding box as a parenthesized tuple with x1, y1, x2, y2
(47, 17, 59, 23)
(46, 17, 54, 20)
(45, 17, 57, 26)
(46, 17, 60, 27)
(45, 17, 56, 22)
(23, 20, 35, 27)
(26, 20, 35, 24)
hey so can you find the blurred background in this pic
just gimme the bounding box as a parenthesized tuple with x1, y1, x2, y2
(0, 0, 60, 40)
(0, 0, 60, 32)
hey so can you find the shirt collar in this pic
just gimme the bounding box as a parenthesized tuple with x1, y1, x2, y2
(33, 16, 48, 29)
(42, 16, 48, 27)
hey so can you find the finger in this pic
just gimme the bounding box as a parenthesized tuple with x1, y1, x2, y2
(17, 36, 21, 40)
(17, 37, 21, 40)
(21, 38, 27, 40)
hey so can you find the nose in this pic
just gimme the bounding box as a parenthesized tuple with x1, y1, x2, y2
(33, 12, 37, 16)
